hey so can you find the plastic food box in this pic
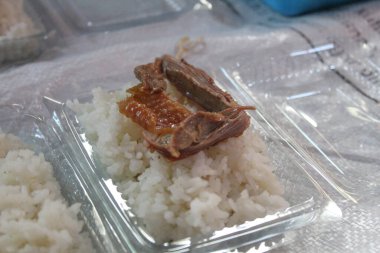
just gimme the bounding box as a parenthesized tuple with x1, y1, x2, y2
(35, 76, 341, 252)
(0, 1, 46, 65)
(55, 0, 194, 31)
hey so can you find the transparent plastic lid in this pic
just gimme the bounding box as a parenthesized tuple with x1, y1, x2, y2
(56, 0, 194, 31)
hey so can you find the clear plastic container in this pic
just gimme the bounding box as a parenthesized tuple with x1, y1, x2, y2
(0, 1, 46, 64)
(55, 0, 194, 32)
(37, 85, 342, 251)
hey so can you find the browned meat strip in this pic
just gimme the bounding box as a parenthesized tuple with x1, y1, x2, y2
(161, 54, 237, 112)
(134, 57, 168, 93)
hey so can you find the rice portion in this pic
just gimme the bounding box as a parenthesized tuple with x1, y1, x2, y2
(68, 88, 289, 242)
(0, 0, 37, 39)
(0, 133, 94, 253)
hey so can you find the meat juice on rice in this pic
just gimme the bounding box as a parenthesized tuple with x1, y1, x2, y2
(0, 133, 94, 253)
(68, 87, 289, 242)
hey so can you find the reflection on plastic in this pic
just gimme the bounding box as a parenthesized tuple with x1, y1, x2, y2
(286, 91, 322, 100)
(284, 105, 318, 128)
(290, 43, 335, 57)
(347, 106, 380, 124)
(194, 0, 213, 10)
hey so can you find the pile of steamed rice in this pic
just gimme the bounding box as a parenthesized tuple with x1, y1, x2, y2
(68, 87, 289, 242)
(0, 133, 94, 253)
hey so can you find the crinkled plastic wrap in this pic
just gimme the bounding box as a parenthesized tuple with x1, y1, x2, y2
(0, 0, 379, 252)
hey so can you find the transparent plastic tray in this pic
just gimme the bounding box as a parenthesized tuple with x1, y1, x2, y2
(0, 2, 46, 65)
(37, 75, 342, 252)
(55, 0, 193, 32)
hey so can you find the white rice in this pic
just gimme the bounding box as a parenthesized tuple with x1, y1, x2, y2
(0, 133, 94, 253)
(68, 88, 289, 242)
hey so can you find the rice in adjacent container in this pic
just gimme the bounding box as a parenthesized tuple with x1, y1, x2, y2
(0, 133, 94, 253)
(0, 0, 37, 39)
(0, 0, 42, 63)
(68, 87, 289, 242)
